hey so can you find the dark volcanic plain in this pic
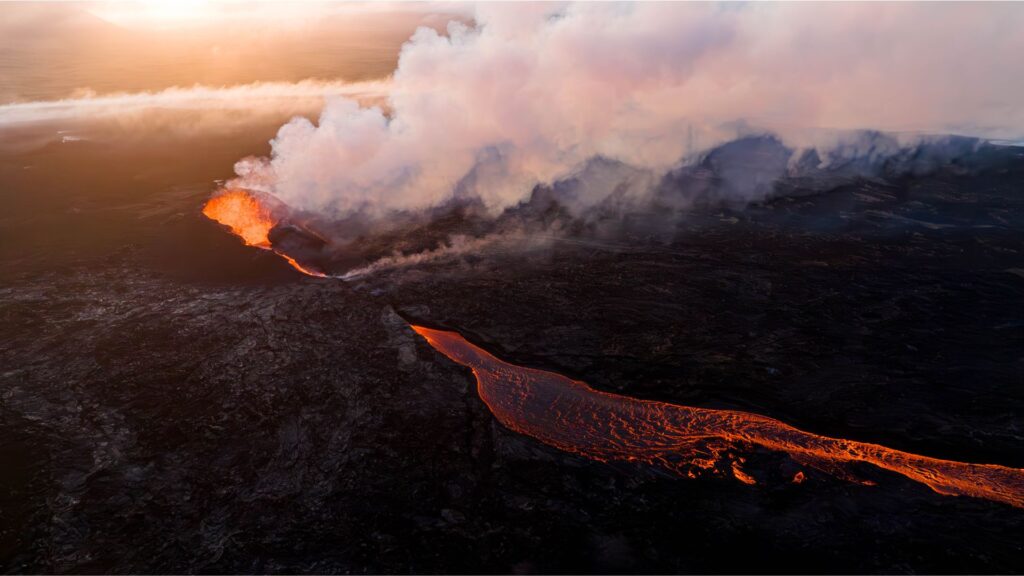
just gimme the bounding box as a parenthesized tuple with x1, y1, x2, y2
(1, 120, 1023, 574)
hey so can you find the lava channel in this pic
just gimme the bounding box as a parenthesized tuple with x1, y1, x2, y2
(411, 325, 1024, 508)
(202, 189, 325, 277)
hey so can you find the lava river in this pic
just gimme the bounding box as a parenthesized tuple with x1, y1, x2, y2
(411, 325, 1024, 508)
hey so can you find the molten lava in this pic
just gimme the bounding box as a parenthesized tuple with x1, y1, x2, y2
(279, 253, 327, 278)
(202, 189, 325, 277)
(202, 189, 276, 248)
(411, 325, 1024, 508)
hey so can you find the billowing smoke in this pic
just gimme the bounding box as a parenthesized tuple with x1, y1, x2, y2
(227, 2, 1024, 225)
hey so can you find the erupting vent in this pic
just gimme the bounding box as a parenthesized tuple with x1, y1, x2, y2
(202, 189, 277, 248)
(202, 189, 325, 277)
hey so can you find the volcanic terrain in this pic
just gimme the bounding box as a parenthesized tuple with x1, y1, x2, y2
(2, 122, 1023, 573)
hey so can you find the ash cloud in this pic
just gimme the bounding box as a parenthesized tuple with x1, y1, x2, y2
(229, 2, 1024, 224)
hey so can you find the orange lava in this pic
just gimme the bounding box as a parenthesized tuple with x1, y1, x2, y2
(202, 189, 324, 277)
(411, 325, 1024, 508)
(280, 253, 327, 278)
(202, 189, 276, 248)
(731, 460, 757, 485)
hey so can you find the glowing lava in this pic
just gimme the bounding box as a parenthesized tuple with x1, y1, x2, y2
(202, 189, 276, 248)
(202, 189, 325, 277)
(411, 325, 1024, 508)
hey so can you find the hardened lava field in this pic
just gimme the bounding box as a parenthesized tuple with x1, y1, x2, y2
(2, 127, 1023, 573)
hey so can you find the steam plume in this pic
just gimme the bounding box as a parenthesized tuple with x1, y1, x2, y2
(227, 2, 1024, 221)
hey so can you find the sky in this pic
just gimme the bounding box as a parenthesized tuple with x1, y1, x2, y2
(83, 1, 471, 28)
(0, 1, 463, 102)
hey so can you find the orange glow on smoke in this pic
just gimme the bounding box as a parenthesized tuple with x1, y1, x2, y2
(202, 189, 325, 277)
(411, 325, 1024, 508)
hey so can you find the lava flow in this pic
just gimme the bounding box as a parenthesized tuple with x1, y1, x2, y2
(202, 189, 325, 277)
(411, 325, 1024, 508)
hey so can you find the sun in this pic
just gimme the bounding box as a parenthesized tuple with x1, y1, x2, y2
(89, 0, 219, 29)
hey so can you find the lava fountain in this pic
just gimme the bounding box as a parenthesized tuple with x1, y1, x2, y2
(202, 189, 276, 248)
(411, 325, 1024, 508)
(202, 189, 325, 277)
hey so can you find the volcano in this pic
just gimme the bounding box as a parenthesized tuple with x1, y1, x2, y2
(5, 2, 1024, 572)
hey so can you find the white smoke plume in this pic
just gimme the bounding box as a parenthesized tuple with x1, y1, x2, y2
(338, 231, 544, 281)
(229, 2, 1024, 221)
(0, 79, 389, 125)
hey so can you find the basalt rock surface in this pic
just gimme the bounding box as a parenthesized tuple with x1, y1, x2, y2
(2, 131, 1023, 573)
